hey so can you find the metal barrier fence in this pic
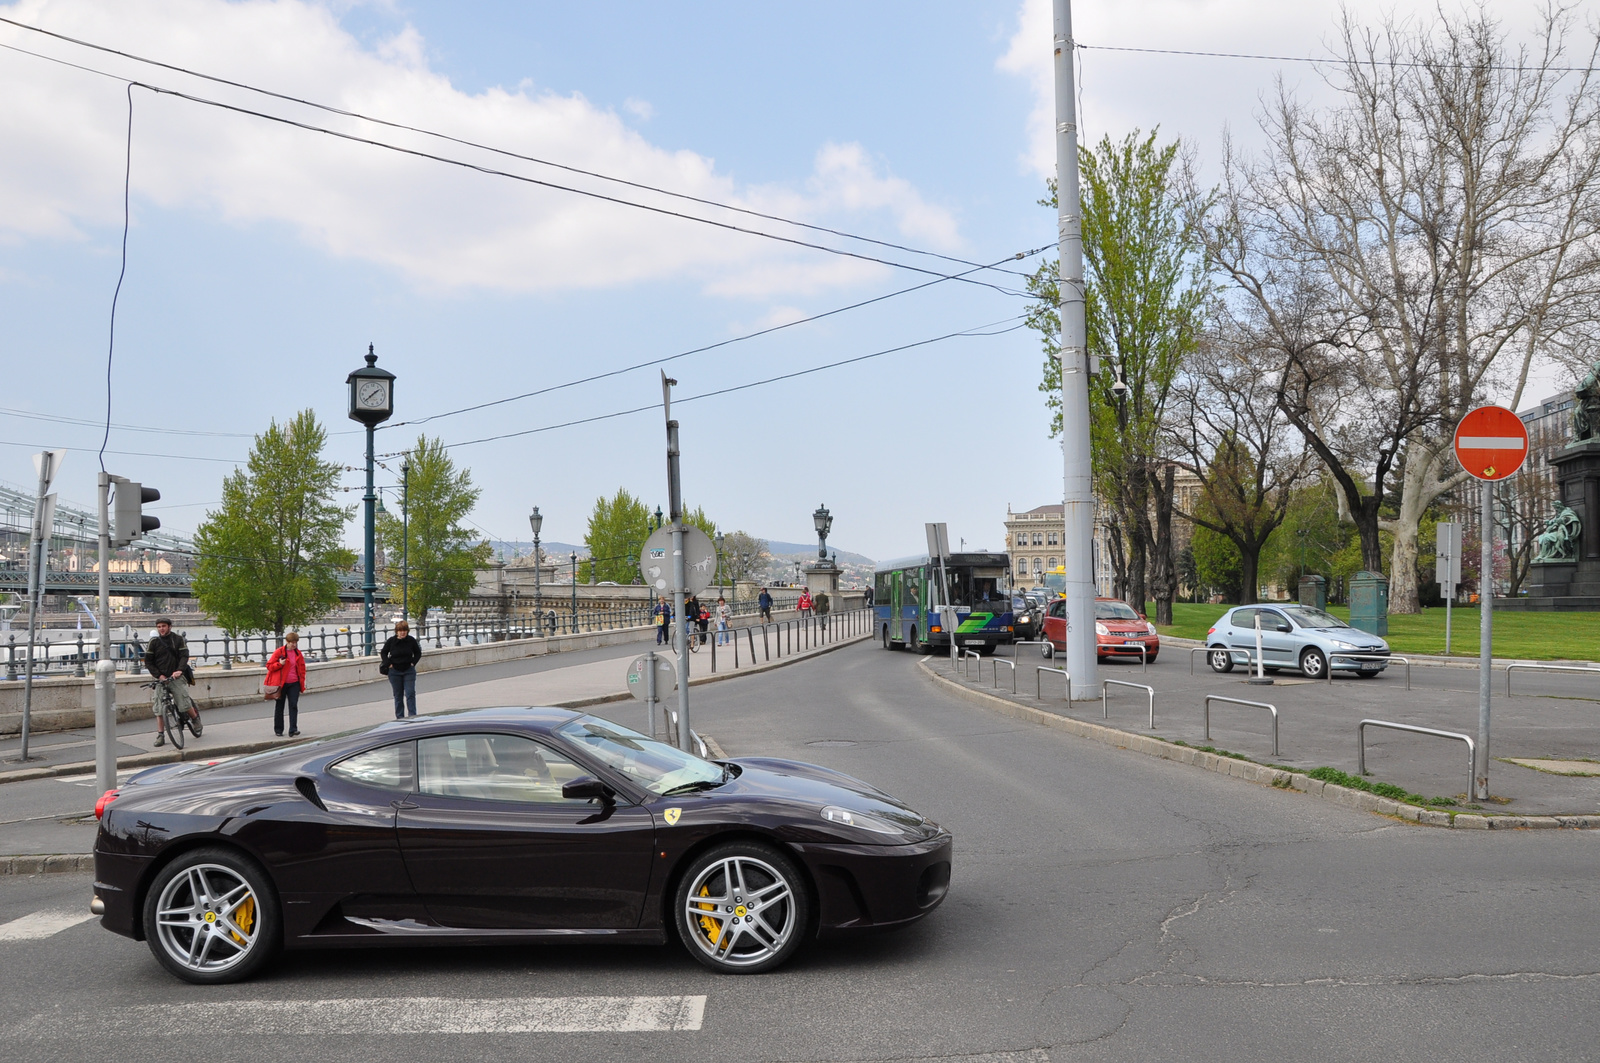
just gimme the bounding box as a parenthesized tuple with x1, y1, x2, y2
(1011, 640, 1052, 659)
(961, 648, 982, 679)
(1357, 719, 1474, 800)
(1103, 679, 1156, 729)
(1204, 693, 1279, 757)
(1036, 665, 1071, 703)
(706, 607, 870, 674)
(992, 657, 1017, 694)
(1326, 653, 1409, 688)
(1190, 645, 1213, 674)
(1506, 662, 1600, 696)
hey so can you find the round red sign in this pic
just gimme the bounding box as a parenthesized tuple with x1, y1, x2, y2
(1453, 405, 1529, 482)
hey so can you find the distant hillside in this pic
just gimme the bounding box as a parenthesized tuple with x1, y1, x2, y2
(765, 541, 875, 566)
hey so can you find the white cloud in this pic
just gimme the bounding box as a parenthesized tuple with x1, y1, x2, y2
(996, 0, 1052, 179)
(623, 97, 654, 121)
(0, 0, 960, 296)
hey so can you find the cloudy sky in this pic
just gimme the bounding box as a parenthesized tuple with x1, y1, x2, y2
(0, 0, 1576, 561)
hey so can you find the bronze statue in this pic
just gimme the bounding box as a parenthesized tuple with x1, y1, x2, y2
(1532, 500, 1583, 563)
(1574, 360, 1600, 440)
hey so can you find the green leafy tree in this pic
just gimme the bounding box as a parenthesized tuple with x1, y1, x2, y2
(192, 411, 355, 637)
(582, 489, 653, 583)
(1190, 524, 1243, 603)
(1027, 130, 1208, 624)
(379, 436, 490, 628)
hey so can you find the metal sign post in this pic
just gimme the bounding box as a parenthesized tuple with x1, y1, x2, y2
(1435, 522, 1460, 655)
(19, 449, 65, 762)
(1452, 405, 1528, 800)
(926, 523, 954, 663)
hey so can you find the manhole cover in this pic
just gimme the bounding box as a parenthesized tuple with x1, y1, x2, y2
(806, 740, 857, 747)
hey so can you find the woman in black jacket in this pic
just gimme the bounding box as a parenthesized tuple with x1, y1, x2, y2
(380, 620, 423, 718)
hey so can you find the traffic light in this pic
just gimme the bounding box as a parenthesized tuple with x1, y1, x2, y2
(111, 478, 160, 546)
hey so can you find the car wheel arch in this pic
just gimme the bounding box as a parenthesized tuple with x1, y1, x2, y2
(660, 829, 819, 943)
(131, 835, 277, 942)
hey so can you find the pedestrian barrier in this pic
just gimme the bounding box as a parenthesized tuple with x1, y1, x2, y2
(1190, 645, 1212, 674)
(991, 657, 1017, 694)
(1112, 642, 1149, 672)
(1103, 679, 1156, 729)
(1036, 665, 1071, 703)
(961, 648, 982, 679)
(1327, 653, 1410, 689)
(1357, 719, 1474, 800)
(1204, 694, 1279, 757)
(1506, 662, 1600, 696)
(1011, 639, 1052, 660)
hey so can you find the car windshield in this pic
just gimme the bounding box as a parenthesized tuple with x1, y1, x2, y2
(557, 716, 725, 796)
(1282, 606, 1349, 629)
(1095, 601, 1141, 621)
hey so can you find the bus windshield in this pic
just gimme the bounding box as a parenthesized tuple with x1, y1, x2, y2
(944, 567, 1010, 607)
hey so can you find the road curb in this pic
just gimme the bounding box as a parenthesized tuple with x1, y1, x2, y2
(917, 657, 1600, 831)
(0, 854, 94, 876)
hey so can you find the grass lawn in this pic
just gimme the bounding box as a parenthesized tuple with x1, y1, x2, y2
(1149, 601, 1600, 662)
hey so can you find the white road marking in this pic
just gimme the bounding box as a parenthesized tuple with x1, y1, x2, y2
(12, 995, 708, 1036)
(0, 909, 96, 942)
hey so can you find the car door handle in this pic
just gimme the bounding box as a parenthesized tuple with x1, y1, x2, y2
(391, 799, 418, 810)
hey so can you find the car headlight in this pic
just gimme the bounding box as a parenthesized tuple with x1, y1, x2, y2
(1095, 622, 1109, 636)
(821, 805, 908, 836)
(1328, 639, 1358, 649)
(1145, 621, 1157, 635)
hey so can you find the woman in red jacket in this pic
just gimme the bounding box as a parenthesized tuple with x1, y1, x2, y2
(265, 632, 308, 737)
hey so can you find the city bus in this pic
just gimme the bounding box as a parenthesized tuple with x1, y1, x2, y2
(874, 552, 1016, 653)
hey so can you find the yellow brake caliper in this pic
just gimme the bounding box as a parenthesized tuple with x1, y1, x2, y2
(229, 896, 255, 945)
(696, 885, 721, 944)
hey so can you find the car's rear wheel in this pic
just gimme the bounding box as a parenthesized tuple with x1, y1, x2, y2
(1041, 641, 1054, 659)
(144, 847, 279, 984)
(676, 842, 810, 974)
(1300, 647, 1328, 679)
(1208, 648, 1233, 673)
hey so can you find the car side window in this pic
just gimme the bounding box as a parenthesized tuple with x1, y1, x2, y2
(1048, 600, 1066, 619)
(1231, 608, 1256, 628)
(329, 742, 414, 791)
(417, 734, 589, 804)
(1261, 610, 1292, 632)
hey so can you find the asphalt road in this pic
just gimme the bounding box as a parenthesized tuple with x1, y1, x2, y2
(3, 641, 1599, 1061)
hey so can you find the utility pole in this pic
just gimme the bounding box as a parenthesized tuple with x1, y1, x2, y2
(19, 449, 64, 761)
(664, 372, 692, 751)
(401, 460, 410, 624)
(1053, 0, 1097, 700)
(95, 471, 116, 794)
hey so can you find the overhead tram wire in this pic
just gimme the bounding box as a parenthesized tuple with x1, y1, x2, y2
(0, 23, 1031, 288)
(1076, 42, 1600, 73)
(439, 315, 1028, 450)
(385, 246, 1049, 432)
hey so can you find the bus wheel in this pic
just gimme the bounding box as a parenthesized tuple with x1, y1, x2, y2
(908, 627, 922, 653)
(881, 624, 894, 651)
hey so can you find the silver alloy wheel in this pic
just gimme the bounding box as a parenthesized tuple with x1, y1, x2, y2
(1301, 648, 1327, 678)
(1209, 648, 1233, 673)
(154, 863, 261, 976)
(682, 854, 797, 969)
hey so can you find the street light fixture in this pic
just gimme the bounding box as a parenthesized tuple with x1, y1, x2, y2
(813, 504, 833, 560)
(529, 506, 543, 635)
(346, 344, 395, 658)
(400, 460, 410, 628)
(570, 550, 578, 633)
(715, 531, 725, 598)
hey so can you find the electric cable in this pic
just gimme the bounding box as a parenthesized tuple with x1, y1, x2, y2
(99, 81, 133, 473)
(0, 14, 1034, 280)
(1077, 42, 1600, 73)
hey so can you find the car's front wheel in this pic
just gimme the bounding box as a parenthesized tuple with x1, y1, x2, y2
(676, 841, 810, 974)
(1041, 641, 1054, 659)
(1208, 647, 1234, 673)
(143, 847, 280, 984)
(1300, 647, 1328, 679)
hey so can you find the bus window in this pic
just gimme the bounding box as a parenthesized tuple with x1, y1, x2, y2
(905, 568, 923, 612)
(874, 570, 891, 606)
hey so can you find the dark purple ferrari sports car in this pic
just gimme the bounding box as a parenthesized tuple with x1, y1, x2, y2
(91, 707, 952, 983)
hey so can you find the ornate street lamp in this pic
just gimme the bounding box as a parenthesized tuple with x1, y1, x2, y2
(529, 506, 543, 634)
(813, 504, 833, 560)
(346, 344, 395, 657)
(715, 531, 725, 597)
(400, 460, 410, 628)
(570, 550, 578, 632)
(653, 505, 664, 531)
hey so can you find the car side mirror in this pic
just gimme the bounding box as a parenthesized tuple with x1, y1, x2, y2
(1277, 622, 1292, 633)
(562, 776, 614, 803)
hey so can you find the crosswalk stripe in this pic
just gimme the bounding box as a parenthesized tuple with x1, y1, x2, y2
(0, 909, 96, 942)
(12, 995, 708, 1036)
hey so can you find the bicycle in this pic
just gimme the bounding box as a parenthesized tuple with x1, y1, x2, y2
(144, 680, 200, 750)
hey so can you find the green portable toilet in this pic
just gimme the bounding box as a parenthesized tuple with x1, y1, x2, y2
(1348, 570, 1388, 636)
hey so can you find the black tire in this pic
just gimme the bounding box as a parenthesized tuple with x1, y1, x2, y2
(1041, 642, 1054, 659)
(882, 624, 892, 650)
(1356, 668, 1379, 679)
(1208, 647, 1234, 673)
(164, 693, 185, 751)
(1300, 647, 1328, 679)
(908, 627, 925, 654)
(143, 846, 281, 984)
(674, 840, 810, 974)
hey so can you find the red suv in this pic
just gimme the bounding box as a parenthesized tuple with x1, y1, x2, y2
(1042, 597, 1160, 662)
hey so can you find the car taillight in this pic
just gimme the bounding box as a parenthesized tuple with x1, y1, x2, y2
(95, 789, 120, 820)
(1207, 627, 1216, 635)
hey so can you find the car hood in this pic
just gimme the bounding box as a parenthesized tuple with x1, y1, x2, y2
(718, 757, 938, 837)
(1305, 628, 1388, 648)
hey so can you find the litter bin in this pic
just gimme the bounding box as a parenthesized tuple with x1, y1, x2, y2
(1297, 574, 1327, 611)
(1348, 570, 1388, 636)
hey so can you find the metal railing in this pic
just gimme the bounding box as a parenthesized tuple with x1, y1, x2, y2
(1036, 665, 1071, 702)
(1204, 694, 1279, 757)
(992, 657, 1017, 694)
(1103, 679, 1155, 729)
(1506, 662, 1600, 696)
(707, 608, 870, 674)
(1011, 639, 1052, 659)
(1358, 719, 1474, 801)
(1190, 645, 1214, 675)
(1327, 653, 1410, 689)
(960, 648, 982, 679)
(1107, 641, 1149, 672)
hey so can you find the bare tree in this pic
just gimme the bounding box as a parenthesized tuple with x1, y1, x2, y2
(1206, 5, 1600, 611)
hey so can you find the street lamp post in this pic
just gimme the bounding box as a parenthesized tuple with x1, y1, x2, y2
(346, 345, 395, 657)
(529, 507, 543, 635)
(400, 460, 410, 627)
(813, 504, 833, 559)
(570, 551, 578, 634)
(715, 531, 725, 599)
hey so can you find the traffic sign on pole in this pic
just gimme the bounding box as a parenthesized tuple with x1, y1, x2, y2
(1452, 405, 1528, 481)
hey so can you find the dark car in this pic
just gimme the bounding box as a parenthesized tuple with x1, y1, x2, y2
(1011, 593, 1048, 641)
(91, 708, 952, 984)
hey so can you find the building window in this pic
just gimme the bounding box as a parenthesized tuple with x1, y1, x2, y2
(1032, 532, 1043, 546)
(1016, 532, 1027, 547)
(1047, 531, 1059, 546)
(1017, 564, 1027, 579)
(1032, 558, 1042, 574)
(1048, 557, 1057, 570)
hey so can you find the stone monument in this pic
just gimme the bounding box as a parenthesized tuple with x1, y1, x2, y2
(1515, 360, 1600, 610)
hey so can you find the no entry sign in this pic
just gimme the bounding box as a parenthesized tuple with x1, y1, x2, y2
(1453, 405, 1528, 481)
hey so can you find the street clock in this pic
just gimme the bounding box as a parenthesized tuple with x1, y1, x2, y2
(346, 344, 396, 426)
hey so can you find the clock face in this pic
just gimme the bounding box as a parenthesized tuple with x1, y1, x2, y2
(357, 381, 389, 409)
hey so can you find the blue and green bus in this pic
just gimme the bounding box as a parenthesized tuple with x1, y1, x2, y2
(874, 552, 1016, 653)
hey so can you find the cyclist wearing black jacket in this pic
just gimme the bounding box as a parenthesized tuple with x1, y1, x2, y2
(145, 617, 201, 746)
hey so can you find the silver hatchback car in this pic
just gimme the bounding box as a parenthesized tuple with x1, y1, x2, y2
(1206, 604, 1390, 679)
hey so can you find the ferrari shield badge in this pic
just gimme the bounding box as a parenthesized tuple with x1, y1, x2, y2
(663, 807, 681, 825)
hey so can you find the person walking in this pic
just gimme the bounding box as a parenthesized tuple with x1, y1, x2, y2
(798, 588, 813, 616)
(380, 620, 423, 719)
(655, 600, 671, 645)
(696, 600, 711, 647)
(716, 596, 731, 645)
(146, 617, 201, 746)
(265, 631, 308, 737)
(758, 586, 773, 622)
(684, 594, 702, 647)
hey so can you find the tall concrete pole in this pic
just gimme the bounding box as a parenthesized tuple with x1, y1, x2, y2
(96, 472, 116, 795)
(1053, 0, 1098, 699)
